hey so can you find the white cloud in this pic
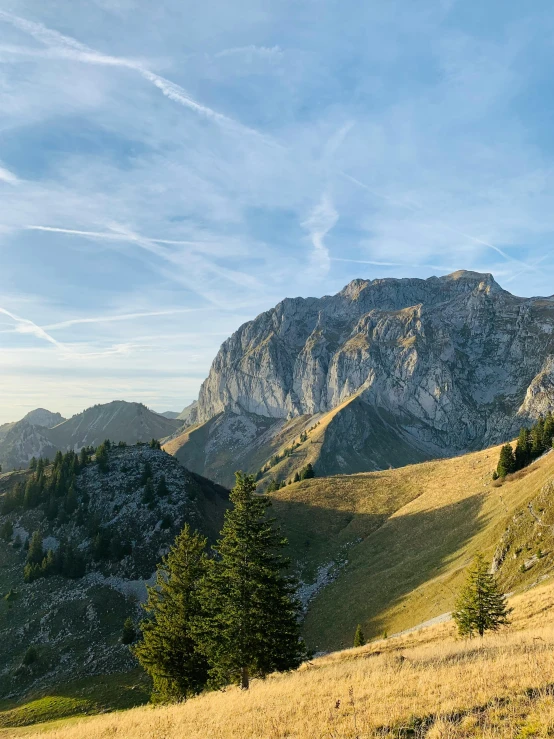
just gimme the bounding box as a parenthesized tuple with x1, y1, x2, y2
(0, 9, 274, 143)
(302, 194, 338, 276)
(0, 166, 19, 185)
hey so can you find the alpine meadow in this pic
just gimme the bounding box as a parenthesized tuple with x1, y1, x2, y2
(3, 1, 554, 737)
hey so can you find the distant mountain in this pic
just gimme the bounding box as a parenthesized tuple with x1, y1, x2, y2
(0, 401, 181, 471)
(0, 409, 64, 447)
(22, 409, 65, 428)
(159, 411, 181, 419)
(177, 400, 198, 424)
(0, 444, 228, 697)
(170, 271, 554, 486)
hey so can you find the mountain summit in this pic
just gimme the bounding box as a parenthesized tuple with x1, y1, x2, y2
(171, 271, 554, 485)
(0, 402, 181, 471)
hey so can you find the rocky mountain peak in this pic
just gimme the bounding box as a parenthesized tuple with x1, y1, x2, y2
(186, 271, 554, 480)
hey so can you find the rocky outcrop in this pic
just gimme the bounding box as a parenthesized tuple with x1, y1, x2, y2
(0, 446, 228, 697)
(179, 271, 554, 482)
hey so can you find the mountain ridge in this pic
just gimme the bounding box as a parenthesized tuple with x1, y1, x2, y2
(171, 270, 554, 485)
(0, 402, 181, 472)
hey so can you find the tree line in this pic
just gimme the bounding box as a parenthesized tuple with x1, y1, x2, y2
(132, 472, 306, 701)
(495, 413, 554, 478)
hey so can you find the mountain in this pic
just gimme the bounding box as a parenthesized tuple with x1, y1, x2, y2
(22, 409, 65, 428)
(0, 445, 228, 699)
(177, 400, 198, 424)
(159, 411, 181, 419)
(0, 402, 181, 471)
(170, 271, 554, 486)
(0, 409, 64, 446)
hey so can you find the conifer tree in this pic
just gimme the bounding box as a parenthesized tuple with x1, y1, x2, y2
(0, 520, 13, 542)
(353, 624, 365, 647)
(29, 457, 37, 471)
(301, 463, 315, 480)
(198, 472, 305, 690)
(134, 524, 209, 702)
(141, 461, 153, 485)
(543, 412, 554, 448)
(514, 428, 531, 469)
(453, 554, 511, 637)
(27, 531, 44, 566)
(95, 442, 109, 473)
(121, 617, 137, 645)
(142, 478, 155, 505)
(156, 474, 169, 497)
(496, 443, 516, 477)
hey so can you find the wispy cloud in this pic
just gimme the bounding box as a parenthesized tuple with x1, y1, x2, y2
(214, 45, 283, 59)
(43, 308, 207, 330)
(0, 9, 274, 144)
(302, 194, 338, 275)
(0, 307, 62, 348)
(0, 306, 138, 359)
(0, 166, 19, 185)
(340, 171, 540, 275)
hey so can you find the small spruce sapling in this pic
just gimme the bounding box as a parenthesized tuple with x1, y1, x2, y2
(453, 554, 511, 638)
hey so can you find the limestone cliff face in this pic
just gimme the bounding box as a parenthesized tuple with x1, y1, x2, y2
(196, 271, 554, 464)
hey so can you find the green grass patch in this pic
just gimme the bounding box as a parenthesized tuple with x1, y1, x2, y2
(0, 669, 151, 730)
(0, 696, 93, 728)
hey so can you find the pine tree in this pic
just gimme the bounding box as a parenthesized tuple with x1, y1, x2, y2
(353, 624, 365, 647)
(156, 474, 169, 497)
(28, 457, 37, 471)
(95, 442, 109, 473)
(453, 554, 511, 638)
(514, 428, 531, 470)
(531, 420, 545, 457)
(198, 472, 305, 690)
(79, 447, 89, 468)
(543, 412, 554, 449)
(121, 617, 137, 645)
(301, 463, 315, 479)
(134, 524, 209, 702)
(141, 461, 153, 485)
(27, 531, 44, 566)
(142, 478, 155, 505)
(293, 472, 300, 483)
(496, 444, 516, 477)
(0, 520, 13, 542)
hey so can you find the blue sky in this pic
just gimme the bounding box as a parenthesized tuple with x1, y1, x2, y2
(1, 0, 554, 424)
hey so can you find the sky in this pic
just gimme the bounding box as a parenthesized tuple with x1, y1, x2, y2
(1, 1, 554, 424)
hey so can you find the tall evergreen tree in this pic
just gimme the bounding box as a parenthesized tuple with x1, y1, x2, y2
(134, 525, 209, 702)
(496, 443, 516, 477)
(198, 472, 305, 690)
(27, 530, 44, 565)
(156, 474, 169, 497)
(514, 428, 531, 469)
(543, 412, 554, 449)
(453, 554, 511, 637)
(353, 623, 365, 647)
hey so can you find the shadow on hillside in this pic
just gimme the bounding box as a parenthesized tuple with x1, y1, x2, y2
(277, 493, 487, 651)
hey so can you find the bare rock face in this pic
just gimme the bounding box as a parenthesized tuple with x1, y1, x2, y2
(191, 271, 554, 477)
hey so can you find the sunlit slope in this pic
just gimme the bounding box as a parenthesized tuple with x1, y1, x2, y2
(14, 577, 554, 739)
(166, 394, 433, 488)
(273, 445, 554, 651)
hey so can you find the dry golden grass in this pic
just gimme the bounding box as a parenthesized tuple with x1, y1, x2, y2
(291, 447, 554, 650)
(15, 577, 554, 739)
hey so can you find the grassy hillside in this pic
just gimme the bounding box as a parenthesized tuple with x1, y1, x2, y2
(270, 445, 554, 651)
(12, 577, 554, 738)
